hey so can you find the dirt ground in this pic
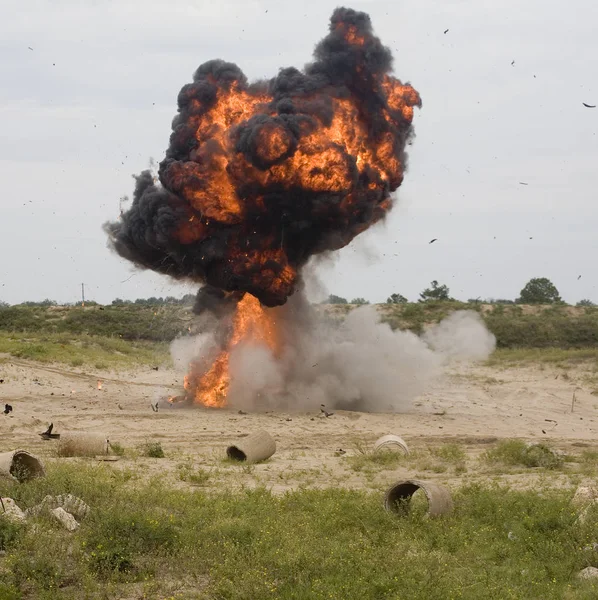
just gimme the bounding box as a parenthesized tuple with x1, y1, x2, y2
(1, 355, 597, 492)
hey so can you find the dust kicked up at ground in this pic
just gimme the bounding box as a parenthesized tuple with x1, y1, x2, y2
(1, 356, 597, 492)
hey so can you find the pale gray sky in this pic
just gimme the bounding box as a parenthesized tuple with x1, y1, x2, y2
(1, 0, 596, 305)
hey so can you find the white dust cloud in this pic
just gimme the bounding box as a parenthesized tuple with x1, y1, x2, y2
(171, 301, 496, 413)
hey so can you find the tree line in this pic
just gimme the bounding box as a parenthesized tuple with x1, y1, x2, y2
(326, 278, 595, 306)
(0, 278, 594, 308)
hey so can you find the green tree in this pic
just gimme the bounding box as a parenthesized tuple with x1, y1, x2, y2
(326, 294, 348, 304)
(351, 298, 369, 305)
(387, 293, 408, 304)
(517, 278, 562, 304)
(419, 280, 451, 302)
(577, 299, 595, 307)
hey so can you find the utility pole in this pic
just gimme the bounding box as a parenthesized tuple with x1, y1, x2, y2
(81, 283, 85, 307)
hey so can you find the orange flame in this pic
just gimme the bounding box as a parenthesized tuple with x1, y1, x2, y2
(184, 294, 278, 407)
(161, 25, 420, 306)
(97, 380, 102, 390)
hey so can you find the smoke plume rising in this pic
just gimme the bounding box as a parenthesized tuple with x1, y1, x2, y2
(105, 8, 497, 412)
(104, 7, 421, 310)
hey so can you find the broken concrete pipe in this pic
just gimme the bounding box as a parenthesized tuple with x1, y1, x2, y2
(384, 479, 453, 518)
(226, 430, 276, 464)
(57, 432, 110, 458)
(0, 450, 45, 482)
(2, 494, 90, 531)
(25, 494, 90, 521)
(373, 434, 410, 455)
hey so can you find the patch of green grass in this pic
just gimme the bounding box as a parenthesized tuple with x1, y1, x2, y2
(176, 463, 210, 486)
(347, 443, 469, 476)
(0, 331, 170, 369)
(0, 518, 23, 552)
(580, 450, 598, 463)
(0, 463, 597, 599)
(483, 439, 564, 469)
(141, 442, 165, 458)
(108, 442, 126, 457)
(346, 449, 406, 472)
(487, 347, 598, 367)
(431, 443, 467, 463)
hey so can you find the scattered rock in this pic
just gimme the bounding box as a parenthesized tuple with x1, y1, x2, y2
(51, 507, 80, 531)
(0, 498, 25, 523)
(577, 566, 598, 580)
(572, 486, 598, 508)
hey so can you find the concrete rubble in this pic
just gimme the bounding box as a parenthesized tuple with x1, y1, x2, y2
(0, 494, 89, 531)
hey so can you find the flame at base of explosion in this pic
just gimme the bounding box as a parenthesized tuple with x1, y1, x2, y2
(184, 294, 279, 407)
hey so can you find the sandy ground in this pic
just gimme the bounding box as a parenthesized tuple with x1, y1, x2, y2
(1, 355, 597, 492)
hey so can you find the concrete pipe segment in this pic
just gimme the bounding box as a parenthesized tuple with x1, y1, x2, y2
(384, 479, 453, 517)
(227, 430, 276, 464)
(57, 432, 110, 457)
(0, 450, 45, 482)
(373, 434, 410, 455)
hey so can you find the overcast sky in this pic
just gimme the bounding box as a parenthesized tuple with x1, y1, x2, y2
(1, 0, 596, 305)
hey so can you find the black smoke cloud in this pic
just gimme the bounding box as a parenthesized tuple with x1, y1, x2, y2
(105, 7, 421, 310)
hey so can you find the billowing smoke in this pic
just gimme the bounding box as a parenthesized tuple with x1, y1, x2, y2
(104, 7, 421, 309)
(171, 300, 496, 412)
(106, 8, 497, 412)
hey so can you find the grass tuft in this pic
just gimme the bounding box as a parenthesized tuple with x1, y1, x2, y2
(483, 439, 564, 469)
(141, 442, 165, 458)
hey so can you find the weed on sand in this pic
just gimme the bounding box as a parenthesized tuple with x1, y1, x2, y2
(347, 443, 469, 477)
(141, 442, 165, 458)
(483, 439, 564, 470)
(1, 463, 598, 598)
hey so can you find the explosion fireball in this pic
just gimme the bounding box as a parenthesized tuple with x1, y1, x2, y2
(106, 7, 421, 408)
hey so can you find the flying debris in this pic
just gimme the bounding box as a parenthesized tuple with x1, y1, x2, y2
(429, 238, 438, 244)
(578, 275, 582, 280)
(443, 28, 449, 34)
(583, 103, 596, 108)
(150, 399, 159, 413)
(28, 46, 33, 51)
(519, 182, 528, 185)
(511, 60, 515, 66)
(320, 404, 334, 417)
(39, 423, 60, 440)
(3, 404, 12, 415)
